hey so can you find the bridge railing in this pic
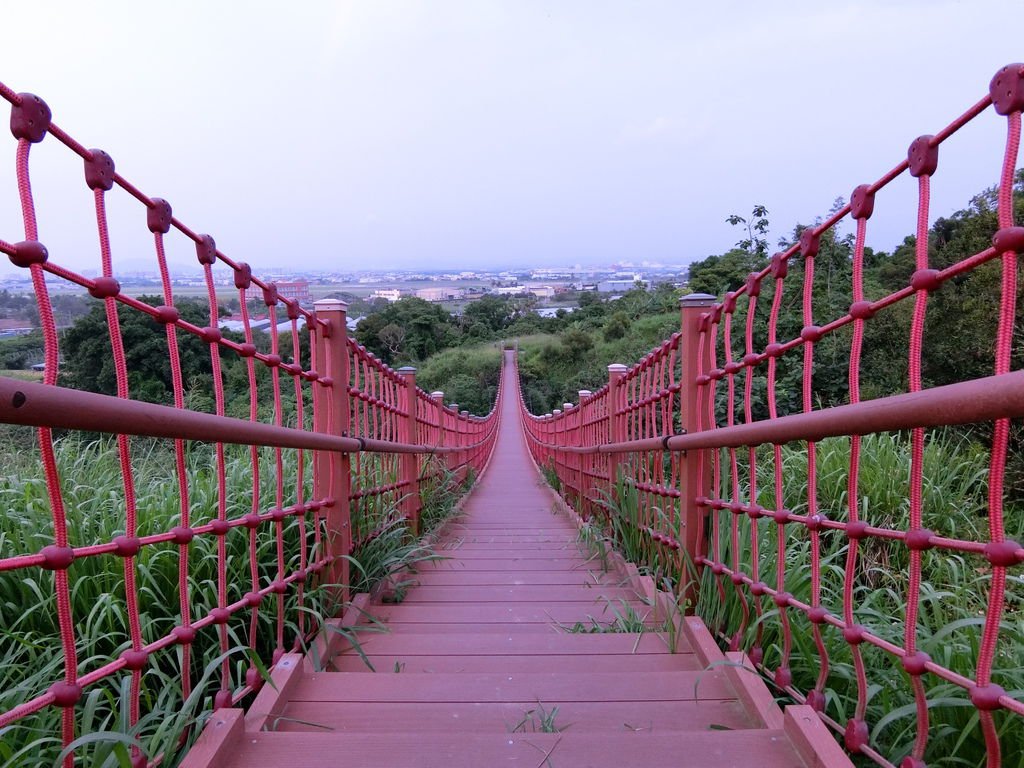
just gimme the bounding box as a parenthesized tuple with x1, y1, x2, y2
(0, 83, 498, 767)
(521, 64, 1024, 767)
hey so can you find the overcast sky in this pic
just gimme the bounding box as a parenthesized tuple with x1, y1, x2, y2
(1, 1, 1021, 275)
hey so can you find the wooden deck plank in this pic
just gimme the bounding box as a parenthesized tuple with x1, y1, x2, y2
(219, 731, 810, 768)
(329, 652, 701, 673)
(411, 558, 613, 571)
(275, 698, 755, 732)
(396, 585, 640, 603)
(330, 631, 684, 656)
(361, 602, 658, 626)
(428, 549, 596, 559)
(289, 670, 736, 702)
(178, 709, 245, 768)
(405, 569, 624, 586)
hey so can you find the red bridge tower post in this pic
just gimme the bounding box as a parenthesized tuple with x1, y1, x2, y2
(678, 293, 716, 611)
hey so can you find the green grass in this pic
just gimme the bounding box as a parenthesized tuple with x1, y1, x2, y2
(695, 433, 1024, 767)
(0, 369, 43, 382)
(561, 431, 1023, 765)
(0, 434, 474, 767)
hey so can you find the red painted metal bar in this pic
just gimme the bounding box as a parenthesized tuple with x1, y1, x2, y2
(520, 63, 1024, 768)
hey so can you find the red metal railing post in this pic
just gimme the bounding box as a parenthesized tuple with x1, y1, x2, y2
(679, 293, 716, 610)
(607, 364, 628, 492)
(459, 410, 470, 481)
(563, 403, 575, 503)
(578, 390, 592, 517)
(312, 299, 352, 604)
(431, 391, 445, 447)
(449, 403, 460, 478)
(397, 367, 421, 536)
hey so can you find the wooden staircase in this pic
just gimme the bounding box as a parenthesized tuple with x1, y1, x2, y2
(182, 358, 851, 768)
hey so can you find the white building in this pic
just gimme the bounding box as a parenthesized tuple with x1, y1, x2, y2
(493, 285, 530, 296)
(371, 289, 402, 302)
(597, 275, 647, 293)
(416, 287, 465, 302)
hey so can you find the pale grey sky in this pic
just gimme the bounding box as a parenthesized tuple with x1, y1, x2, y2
(1, 1, 1021, 274)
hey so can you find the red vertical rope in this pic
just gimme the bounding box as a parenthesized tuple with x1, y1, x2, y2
(844, 216, 870, 748)
(153, 230, 193, 701)
(905, 173, 932, 761)
(93, 188, 145, 762)
(267, 305, 286, 662)
(708, 316, 726, 613)
(722, 306, 748, 649)
(976, 109, 1020, 768)
(743, 286, 764, 662)
(766, 269, 793, 688)
(291, 317, 308, 645)
(202, 262, 231, 708)
(802, 239, 829, 711)
(309, 331, 324, 560)
(17, 137, 79, 768)
(238, 290, 263, 683)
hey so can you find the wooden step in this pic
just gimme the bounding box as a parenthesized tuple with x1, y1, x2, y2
(439, 539, 583, 549)
(332, 631, 685, 657)
(416, 558, 610, 571)
(405, 569, 623, 586)
(191, 722, 849, 768)
(288, 669, 737, 702)
(395, 585, 640, 603)
(430, 548, 592, 559)
(330, 651, 700, 673)
(273, 698, 757, 732)
(361, 602, 659, 628)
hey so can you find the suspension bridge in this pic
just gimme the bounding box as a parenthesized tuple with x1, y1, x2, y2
(0, 64, 1022, 768)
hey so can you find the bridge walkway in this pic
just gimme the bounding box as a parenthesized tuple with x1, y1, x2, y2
(183, 352, 850, 767)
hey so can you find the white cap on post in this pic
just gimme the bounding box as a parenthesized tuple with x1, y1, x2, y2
(679, 293, 716, 307)
(313, 299, 349, 312)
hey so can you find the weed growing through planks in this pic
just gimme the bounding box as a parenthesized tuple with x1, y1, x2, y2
(576, 521, 610, 572)
(539, 460, 562, 493)
(555, 599, 652, 635)
(509, 701, 571, 734)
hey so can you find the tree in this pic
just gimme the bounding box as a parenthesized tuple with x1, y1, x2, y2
(61, 297, 214, 404)
(353, 297, 459, 364)
(0, 331, 44, 369)
(378, 323, 407, 358)
(725, 204, 770, 257)
(687, 248, 766, 296)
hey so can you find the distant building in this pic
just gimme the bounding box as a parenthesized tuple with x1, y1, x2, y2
(371, 289, 402, 302)
(493, 285, 530, 296)
(220, 313, 272, 334)
(276, 279, 311, 303)
(0, 319, 34, 337)
(597, 276, 647, 293)
(416, 287, 465, 302)
(530, 286, 555, 299)
(245, 278, 311, 304)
